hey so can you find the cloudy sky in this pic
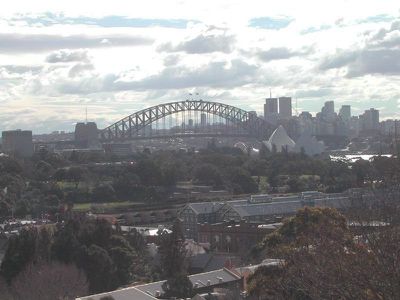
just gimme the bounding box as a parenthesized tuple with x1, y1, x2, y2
(0, 0, 399, 133)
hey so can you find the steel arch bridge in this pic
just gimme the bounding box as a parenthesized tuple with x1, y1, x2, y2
(99, 100, 272, 142)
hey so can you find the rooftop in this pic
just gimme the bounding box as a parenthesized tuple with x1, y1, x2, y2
(187, 202, 224, 215)
(135, 268, 241, 298)
(76, 286, 158, 300)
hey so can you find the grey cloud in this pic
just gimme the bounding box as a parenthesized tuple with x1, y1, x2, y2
(319, 51, 359, 70)
(346, 49, 400, 77)
(320, 48, 400, 77)
(319, 18, 400, 77)
(57, 59, 258, 94)
(0, 64, 42, 74)
(257, 47, 312, 62)
(0, 33, 153, 53)
(158, 33, 236, 54)
(46, 49, 90, 63)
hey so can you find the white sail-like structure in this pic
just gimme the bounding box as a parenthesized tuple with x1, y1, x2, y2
(264, 125, 296, 152)
(294, 132, 325, 156)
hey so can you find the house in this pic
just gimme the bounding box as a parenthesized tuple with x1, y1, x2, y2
(78, 268, 242, 300)
(76, 286, 158, 300)
(135, 268, 242, 298)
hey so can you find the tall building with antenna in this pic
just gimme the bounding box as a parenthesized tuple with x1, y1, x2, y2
(74, 107, 99, 148)
(264, 97, 278, 124)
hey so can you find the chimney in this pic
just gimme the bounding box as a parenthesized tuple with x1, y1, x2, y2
(155, 291, 161, 297)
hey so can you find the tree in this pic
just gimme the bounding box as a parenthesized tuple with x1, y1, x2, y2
(77, 245, 115, 293)
(249, 205, 400, 299)
(158, 220, 193, 298)
(247, 265, 289, 300)
(135, 159, 162, 186)
(1, 227, 39, 283)
(193, 163, 223, 187)
(0, 275, 13, 300)
(158, 220, 187, 278)
(67, 166, 87, 189)
(258, 207, 351, 258)
(228, 168, 258, 194)
(91, 184, 116, 203)
(162, 273, 193, 299)
(10, 261, 88, 300)
(34, 160, 54, 181)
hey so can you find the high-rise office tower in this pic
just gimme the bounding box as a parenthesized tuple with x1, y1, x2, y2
(264, 97, 279, 124)
(320, 101, 336, 122)
(264, 98, 278, 116)
(361, 108, 379, 131)
(339, 105, 351, 122)
(322, 101, 334, 114)
(278, 97, 292, 119)
(200, 113, 207, 126)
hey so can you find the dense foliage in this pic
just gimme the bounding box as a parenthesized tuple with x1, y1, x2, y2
(248, 204, 400, 300)
(0, 217, 152, 295)
(1, 146, 399, 219)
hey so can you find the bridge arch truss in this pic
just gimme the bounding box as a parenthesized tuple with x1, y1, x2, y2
(99, 100, 271, 141)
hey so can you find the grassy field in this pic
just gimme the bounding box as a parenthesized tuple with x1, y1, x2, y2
(73, 201, 143, 213)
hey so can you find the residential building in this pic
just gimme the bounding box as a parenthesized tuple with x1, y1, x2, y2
(74, 122, 99, 148)
(76, 287, 158, 300)
(380, 119, 397, 136)
(1, 130, 33, 157)
(198, 221, 281, 254)
(134, 268, 242, 299)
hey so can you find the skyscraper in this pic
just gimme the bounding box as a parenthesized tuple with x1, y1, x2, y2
(264, 98, 278, 116)
(339, 105, 351, 122)
(264, 97, 278, 124)
(322, 101, 334, 114)
(361, 108, 379, 131)
(278, 97, 292, 119)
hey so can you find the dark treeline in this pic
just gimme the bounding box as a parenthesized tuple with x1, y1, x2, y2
(1, 144, 400, 219)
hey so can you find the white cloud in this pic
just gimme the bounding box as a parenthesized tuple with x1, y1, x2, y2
(0, 1, 399, 133)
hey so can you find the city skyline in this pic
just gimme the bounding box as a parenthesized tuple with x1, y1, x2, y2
(0, 0, 399, 133)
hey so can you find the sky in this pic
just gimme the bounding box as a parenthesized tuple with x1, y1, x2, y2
(0, 0, 399, 133)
